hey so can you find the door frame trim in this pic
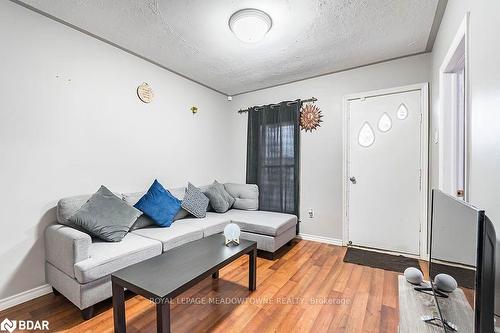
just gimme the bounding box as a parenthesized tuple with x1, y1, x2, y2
(342, 83, 429, 259)
(438, 13, 470, 200)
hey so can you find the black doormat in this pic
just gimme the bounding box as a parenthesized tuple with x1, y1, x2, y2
(430, 262, 475, 289)
(343, 247, 420, 273)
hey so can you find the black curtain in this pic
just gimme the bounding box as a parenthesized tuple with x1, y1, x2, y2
(246, 101, 300, 231)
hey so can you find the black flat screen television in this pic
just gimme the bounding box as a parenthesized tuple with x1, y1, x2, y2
(429, 189, 496, 332)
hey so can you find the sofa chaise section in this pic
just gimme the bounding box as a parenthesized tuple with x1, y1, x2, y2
(227, 210, 297, 254)
(227, 210, 297, 236)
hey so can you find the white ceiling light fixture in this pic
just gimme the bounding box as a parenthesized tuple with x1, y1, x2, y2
(229, 8, 272, 43)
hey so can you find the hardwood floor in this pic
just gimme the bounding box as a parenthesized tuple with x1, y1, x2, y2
(0, 240, 404, 332)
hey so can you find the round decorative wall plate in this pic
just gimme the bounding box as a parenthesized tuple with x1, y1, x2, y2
(137, 82, 154, 103)
(300, 104, 323, 132)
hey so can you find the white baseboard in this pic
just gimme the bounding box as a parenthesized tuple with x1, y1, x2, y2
(296, 233, 343, 246)
(0, 284, 53, 311)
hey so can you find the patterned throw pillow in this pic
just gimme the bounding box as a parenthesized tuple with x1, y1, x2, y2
(181, 182, 209, 218)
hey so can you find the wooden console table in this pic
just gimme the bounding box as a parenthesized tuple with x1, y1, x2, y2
(398, 275, 473, 332)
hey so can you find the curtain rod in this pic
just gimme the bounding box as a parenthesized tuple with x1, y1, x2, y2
(237, 97, 317, 114)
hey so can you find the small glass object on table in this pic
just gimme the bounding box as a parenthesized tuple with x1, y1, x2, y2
(224, 223, 240, 246)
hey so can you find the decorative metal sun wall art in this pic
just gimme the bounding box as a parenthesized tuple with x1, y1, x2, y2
(300, 104, 323, 132)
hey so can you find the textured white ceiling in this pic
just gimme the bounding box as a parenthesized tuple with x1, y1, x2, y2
(18, 0, 440, 95)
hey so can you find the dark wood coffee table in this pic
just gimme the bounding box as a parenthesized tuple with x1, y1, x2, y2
(111, 234, 257, 333)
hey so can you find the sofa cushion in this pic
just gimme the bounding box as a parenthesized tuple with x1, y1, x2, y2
(224, 183, 259, 210)
(226, 210, 297, 236)
(73, 233, 162, 283)
(176, 212, 231, 237)
(124, 187, 189, 231)
(240, 225, 296, 252)
(131, 222, 204, 252)
(57, 194, 92, 228)
(68, 186, 142, 242)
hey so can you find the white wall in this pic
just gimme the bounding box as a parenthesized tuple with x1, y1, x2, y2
(0, 1, 235, 301)
(430, 0, 500, 231)
(229, 54, 431, 241)
(429, 0, 500, 314)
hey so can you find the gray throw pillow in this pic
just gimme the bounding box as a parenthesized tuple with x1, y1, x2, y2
(129, 215, 156, 231)
(203, 180, 235, 213)
(69, 185, 142, 242)
(213, 180, 235, 207)
(199, 184, 214, 212)
(181, 183, 209, 218)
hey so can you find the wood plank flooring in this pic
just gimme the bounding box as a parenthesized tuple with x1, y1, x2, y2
(0, 240, 405, 332)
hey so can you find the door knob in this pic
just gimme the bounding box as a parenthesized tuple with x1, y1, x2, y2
(349, 177, 357, 184)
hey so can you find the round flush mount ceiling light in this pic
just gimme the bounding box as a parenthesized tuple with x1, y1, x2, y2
(229, 8, 272, 43)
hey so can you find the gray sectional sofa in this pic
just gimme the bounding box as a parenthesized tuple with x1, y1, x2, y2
(44, 183, 297, 319)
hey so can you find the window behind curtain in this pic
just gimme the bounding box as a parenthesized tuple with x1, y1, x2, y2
(246, 101, 300, 228)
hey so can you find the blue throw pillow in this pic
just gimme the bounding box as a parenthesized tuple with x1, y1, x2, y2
(134, 180, 181, 227)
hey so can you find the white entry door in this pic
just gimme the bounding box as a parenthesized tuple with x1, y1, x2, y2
(346, 87, 426, 255)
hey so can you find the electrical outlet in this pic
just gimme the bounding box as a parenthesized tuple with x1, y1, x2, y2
(308, 209, 314, 218)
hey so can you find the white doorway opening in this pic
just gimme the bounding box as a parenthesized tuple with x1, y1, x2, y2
(438, 13, 470, 200)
